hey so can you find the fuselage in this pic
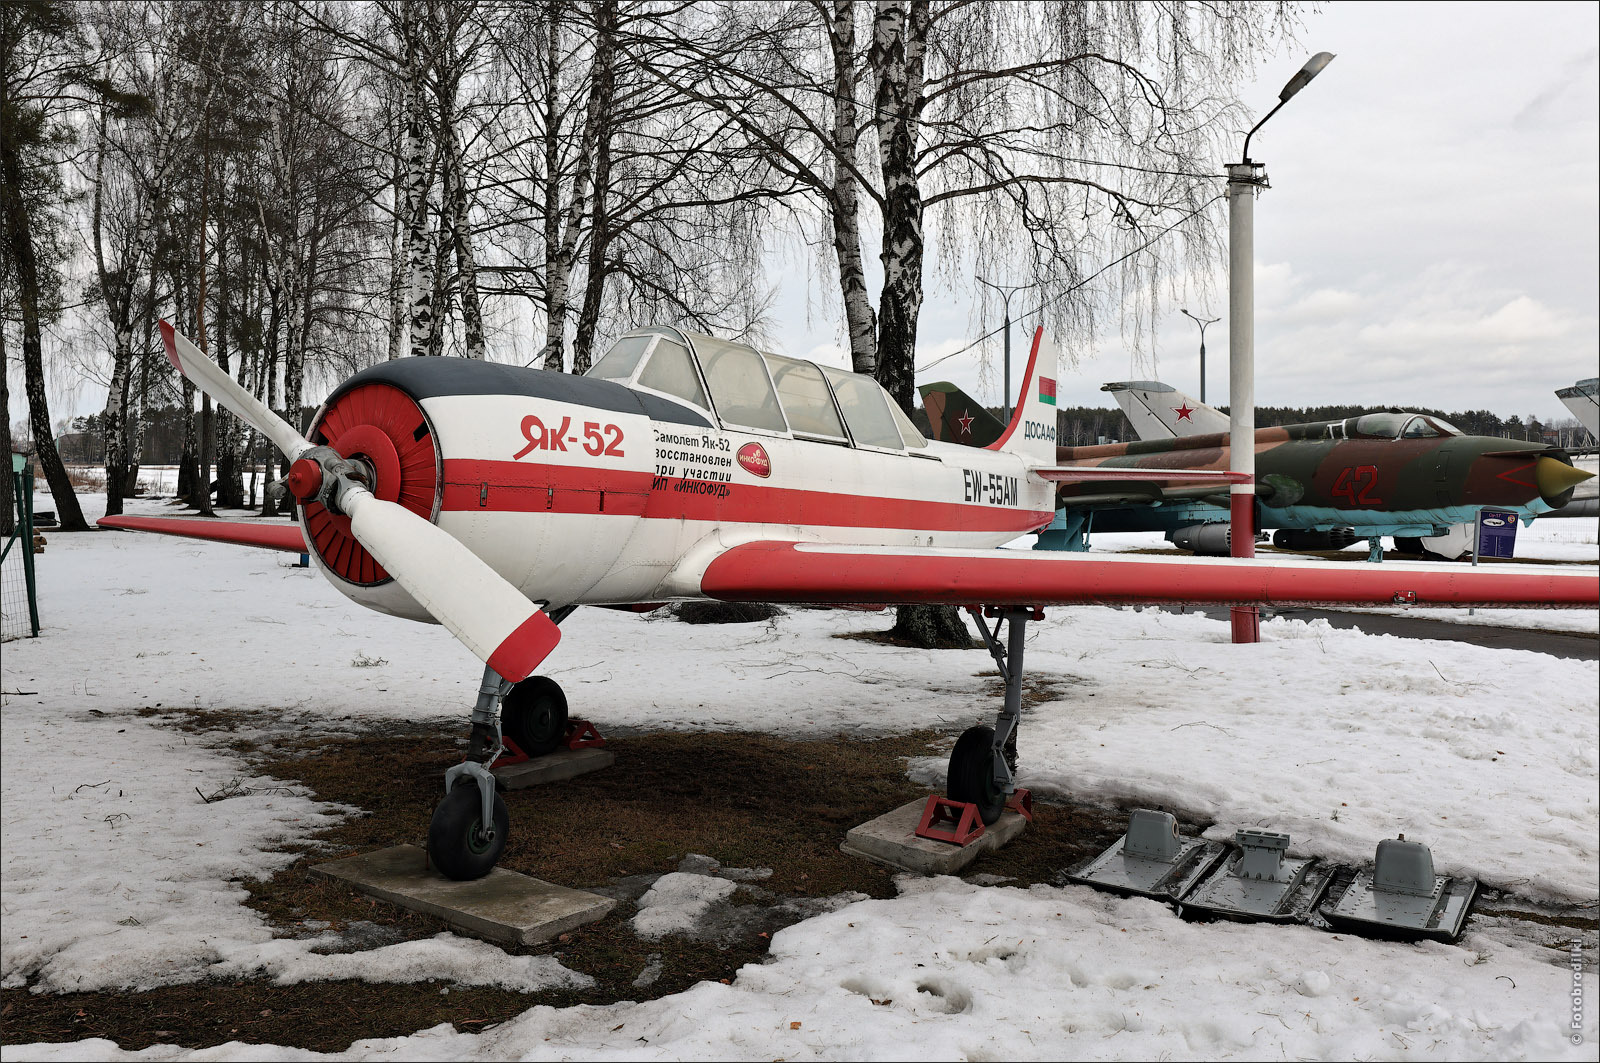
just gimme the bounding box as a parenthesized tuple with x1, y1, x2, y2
(1054, 415, 1581, 534)
(299, 355, 1056, 624)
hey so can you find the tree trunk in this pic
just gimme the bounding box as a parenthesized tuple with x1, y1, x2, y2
(538, 0, 568, 371)
(101, 325, 134, 516)
(440, 110, 485, 358)
(401, 1, 436, 359)
(889, 603, 973, 648)
(0, 323, 14, 539)
(570, 0, 618, 374)
(827, 0, 877, 375)
(868, 0, 929, 415)
(1, 129, 88, 531)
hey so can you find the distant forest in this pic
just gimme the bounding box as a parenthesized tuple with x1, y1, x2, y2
(37, 397, 1591, 467)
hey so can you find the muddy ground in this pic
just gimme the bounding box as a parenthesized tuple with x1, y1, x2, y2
(1, 706, 1130, 1054)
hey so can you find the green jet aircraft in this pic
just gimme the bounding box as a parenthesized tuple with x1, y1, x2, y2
(917, 380, 1593, 560)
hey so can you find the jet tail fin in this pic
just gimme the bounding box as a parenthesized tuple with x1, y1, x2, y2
(918, 382, 1009, 447)
(1101, 380, 1229, 439)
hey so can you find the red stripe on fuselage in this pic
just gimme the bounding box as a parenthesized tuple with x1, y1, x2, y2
(440, 458, 1053, 534)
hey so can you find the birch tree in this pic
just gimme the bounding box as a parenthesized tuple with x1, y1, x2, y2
(1, 0, 92, 531)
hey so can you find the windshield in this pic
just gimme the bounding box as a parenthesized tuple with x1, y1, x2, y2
(587, 334, 653, 383)
(636, 338, 709, 409)
(1400, 415, 1439, 439)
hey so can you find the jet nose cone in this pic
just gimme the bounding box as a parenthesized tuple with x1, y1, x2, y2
(1536, 455, 1595, 505)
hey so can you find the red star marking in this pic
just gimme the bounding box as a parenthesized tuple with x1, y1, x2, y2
(957, 411, 975, 437)
(1173, 404, 1195, 421)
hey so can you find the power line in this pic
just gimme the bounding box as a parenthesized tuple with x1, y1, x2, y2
(915, 194, 1225, 377)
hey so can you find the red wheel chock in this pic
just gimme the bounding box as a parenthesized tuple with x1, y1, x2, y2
(491, 736, 531, 768)
(1005, 787, 1033, 822)
(914, 796, 986, 846)
(565, 719, 606, 749)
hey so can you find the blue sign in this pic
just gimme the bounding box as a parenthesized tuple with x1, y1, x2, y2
(1476, 510, 1518, 559)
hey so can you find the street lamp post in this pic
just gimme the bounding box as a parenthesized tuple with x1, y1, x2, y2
(1179, 308, 1219, 403)
(1227, 50, 1335, 646)
(975, 276, 1037, 421)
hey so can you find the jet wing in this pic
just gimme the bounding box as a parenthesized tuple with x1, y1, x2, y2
(98, 515, 307, 553)
(1037, 466, 1248, 509)
(699, 541, 1598, 609)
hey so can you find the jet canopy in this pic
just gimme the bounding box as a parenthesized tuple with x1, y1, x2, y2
(587, 326, 929, 453)
(1335, 412, 1463, 441)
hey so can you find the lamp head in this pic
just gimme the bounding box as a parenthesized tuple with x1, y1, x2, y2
(1279, 52, 1335, 102)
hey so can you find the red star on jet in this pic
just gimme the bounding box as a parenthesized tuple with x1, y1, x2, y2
(1173, 404, 1195, 421)
(957, 411, 975, 437)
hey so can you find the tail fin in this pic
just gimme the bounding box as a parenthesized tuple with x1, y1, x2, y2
(918, 382, 1009, 447)
(985, 327, 1059, 466)
(1100, 380, 1227, 439)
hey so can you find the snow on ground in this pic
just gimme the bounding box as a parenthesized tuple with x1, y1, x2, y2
(14, 875, 1597, 1062)
(3, 492, 1597, 1059)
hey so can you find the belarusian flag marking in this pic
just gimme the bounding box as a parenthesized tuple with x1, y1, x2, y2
(1039, 377, 1057, 406)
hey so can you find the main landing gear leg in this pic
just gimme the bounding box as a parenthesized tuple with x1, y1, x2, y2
(947, 606, 1041, 825)
(429, 606, 578, 881)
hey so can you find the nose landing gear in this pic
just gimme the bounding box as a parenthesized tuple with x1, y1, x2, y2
(429, 611, 575, 881)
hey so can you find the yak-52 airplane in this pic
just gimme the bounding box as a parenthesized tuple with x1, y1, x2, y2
(101, 323, 1597, 880)
(921, 379, 1593, 560)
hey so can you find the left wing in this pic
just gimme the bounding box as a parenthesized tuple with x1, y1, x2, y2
(699, 541, 1598, 609)
(99, 515, 307, 552)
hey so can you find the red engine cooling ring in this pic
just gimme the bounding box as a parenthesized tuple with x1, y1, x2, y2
(302, 383, 441, 586)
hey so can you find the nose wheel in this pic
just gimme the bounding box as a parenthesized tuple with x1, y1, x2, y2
(429, 612, 575, 881)
(428, 777, 509, 880)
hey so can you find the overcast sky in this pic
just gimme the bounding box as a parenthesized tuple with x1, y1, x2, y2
(10, 2, 1597, 429)
(775, 1, 1600, 422)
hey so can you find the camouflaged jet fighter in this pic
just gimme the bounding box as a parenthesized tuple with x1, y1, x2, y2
(919, 379, 1594, 559)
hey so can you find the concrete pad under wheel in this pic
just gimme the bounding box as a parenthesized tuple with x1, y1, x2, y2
(311, 845, 615, 946)
(493, 747, 615, 790)
(840, 797, 1029, 875)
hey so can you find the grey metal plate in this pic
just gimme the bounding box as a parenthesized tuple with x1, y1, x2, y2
(1180, 852, 1336, 923)
(1064, 835, 1228, 900)
(1319, 870, 1478, 943)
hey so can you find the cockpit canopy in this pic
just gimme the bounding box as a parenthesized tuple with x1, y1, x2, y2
(587, 326, 929, 452)
(1332, 412, 1463, 441)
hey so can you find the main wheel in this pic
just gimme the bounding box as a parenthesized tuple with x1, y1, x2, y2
(947, 725, 1006, 825)
(428, 781, 509, 880)
(502, 676, 569, 757)
(1394, 536, 1425, 554)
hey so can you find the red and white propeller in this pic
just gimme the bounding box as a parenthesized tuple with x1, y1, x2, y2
(158, 322, 560, 681)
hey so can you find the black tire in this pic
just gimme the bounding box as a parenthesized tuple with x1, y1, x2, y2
(502, 676, 569, 757)
(947, 725, 1006, 825)
(428, 781, 509, 880)
(1394, 536, 1425, 554)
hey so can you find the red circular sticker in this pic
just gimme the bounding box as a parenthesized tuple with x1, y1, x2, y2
(737, 441, 771, 478)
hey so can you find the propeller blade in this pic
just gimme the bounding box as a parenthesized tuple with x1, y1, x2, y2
(160, 320, 311, 462)
(341, 487, 561, 682)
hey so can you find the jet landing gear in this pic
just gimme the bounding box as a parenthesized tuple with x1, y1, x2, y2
(948, 606, 1041, 825)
